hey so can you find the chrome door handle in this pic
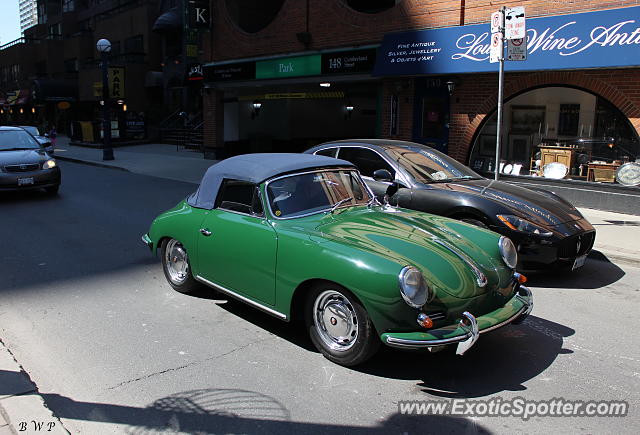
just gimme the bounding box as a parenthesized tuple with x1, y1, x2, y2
(199, 228, 212, 236)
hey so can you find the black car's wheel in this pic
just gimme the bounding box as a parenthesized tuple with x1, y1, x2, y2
(44, 185, 59, 195)
(305, 283, 380, 366)
(160, 238, 200, 294)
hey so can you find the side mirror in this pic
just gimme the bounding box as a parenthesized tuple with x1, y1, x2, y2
(373, 169, 393, 182)
(44, 133, 49, 138)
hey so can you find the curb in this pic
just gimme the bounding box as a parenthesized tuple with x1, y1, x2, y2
(55, 155, 131, 172)
(0, 340, 68, 434)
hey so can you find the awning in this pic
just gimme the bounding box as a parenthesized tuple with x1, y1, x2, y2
(153, 7, 181, 34)
(32, 79, 77, 102)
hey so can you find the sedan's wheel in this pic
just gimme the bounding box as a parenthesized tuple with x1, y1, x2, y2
(305, 284, 379, 366)
(161, 238, 200, 294)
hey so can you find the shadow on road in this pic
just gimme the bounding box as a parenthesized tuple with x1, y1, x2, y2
(190, 293, 573, 399)
(526, 254, 625, 289)
(355, 315, 573, 398)
(0, 377, 491, 434)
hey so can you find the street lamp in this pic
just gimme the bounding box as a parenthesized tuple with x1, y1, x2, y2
(97, 38, 114, 160)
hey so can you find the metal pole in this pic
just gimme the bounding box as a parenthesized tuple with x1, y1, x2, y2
(494, 6, 505, 181)
(101, 51, 114, 160)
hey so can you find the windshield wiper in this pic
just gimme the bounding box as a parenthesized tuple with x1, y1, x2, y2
(330, 196, 353, 214)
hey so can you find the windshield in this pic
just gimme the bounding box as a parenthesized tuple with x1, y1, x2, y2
(0, 130, 41, 150)
(385, 146, 482, 183)
(266, 169, 371, 218)
(21, 126, 40, 136)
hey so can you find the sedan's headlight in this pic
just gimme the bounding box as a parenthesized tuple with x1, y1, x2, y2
(398, 266, 430, 308)
(497, 214, 552, 237)
(498, 236, 518, 269)
(42, 159, 56, 169)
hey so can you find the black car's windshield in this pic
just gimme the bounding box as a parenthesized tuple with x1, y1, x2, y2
(385, 147, 482, 183)
(267, 169, 371, 218)
(0, 130, 41, 151)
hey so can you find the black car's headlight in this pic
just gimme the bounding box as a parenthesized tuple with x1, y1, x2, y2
(398, 266, 430, 308)
(42, 159, 57, 169)
(497, 214, 552, 237)
(498, 236, 518, 269)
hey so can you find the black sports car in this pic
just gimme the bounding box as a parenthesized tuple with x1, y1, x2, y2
(305, 139, 595, 271)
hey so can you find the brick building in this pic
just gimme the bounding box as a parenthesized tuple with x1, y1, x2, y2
(202, 1, 640, 209)
(0, 0, 190, 142)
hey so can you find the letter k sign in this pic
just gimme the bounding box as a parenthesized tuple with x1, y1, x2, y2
(196, 7, 207, 24)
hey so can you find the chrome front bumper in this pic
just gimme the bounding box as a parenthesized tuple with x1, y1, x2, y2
(141, 233, 153, 250)
(383, 285, 533, 355)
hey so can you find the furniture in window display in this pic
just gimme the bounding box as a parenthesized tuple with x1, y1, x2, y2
(587, 162, 621, 182)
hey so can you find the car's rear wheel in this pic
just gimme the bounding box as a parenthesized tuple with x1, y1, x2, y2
(161, 238, 200, 294)
(305, 283, 379, 366)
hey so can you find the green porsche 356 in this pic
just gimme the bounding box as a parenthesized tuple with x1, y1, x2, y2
(142, 153, 532, 366)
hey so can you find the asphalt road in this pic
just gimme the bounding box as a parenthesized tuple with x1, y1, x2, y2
(1, 161, 639, 434)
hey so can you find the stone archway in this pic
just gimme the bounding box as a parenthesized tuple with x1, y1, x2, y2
(451, 70, 640, 163)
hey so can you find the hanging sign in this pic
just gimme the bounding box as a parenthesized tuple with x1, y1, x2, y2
(188, 0, 210, 30)
(108, 68, 125, 99)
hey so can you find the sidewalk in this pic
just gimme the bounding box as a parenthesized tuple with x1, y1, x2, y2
(51, 136, 639, 267)
(54, 136, 216, 184)
(0, 340, 67, 434)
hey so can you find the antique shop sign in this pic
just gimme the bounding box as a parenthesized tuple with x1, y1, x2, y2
(374, 6, 640, 75)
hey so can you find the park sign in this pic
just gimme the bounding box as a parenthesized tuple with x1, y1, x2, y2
(373, 5, 640, 76)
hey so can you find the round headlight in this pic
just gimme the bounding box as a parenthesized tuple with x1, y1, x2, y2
(499, 236, 518, 269)
(398, 266, 429, 308)
(42, 159, 56, 169)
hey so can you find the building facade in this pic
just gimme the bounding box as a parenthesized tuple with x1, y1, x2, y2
(201, 0, 640, 212)
(0, 0, 206, 143)
(19, 0, 38, 34)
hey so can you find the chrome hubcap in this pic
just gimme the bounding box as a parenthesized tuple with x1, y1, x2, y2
(165, 239, 189, 285)
(313, 290, 359, 352)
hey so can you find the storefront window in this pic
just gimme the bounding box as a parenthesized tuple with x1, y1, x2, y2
(468, 87, 640, 186)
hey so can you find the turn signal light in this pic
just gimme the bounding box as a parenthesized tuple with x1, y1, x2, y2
(417, 313, 433, 329)
(514, 272, 527, 284)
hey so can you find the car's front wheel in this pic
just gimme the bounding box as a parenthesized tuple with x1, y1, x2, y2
(305, 283, 380, 366)
(161, 238, 200, 294)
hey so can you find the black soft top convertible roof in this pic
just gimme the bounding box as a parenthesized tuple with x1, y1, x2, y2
(187, 153, 354, 209)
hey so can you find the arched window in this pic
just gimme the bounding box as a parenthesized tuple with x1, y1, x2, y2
(468, 86, 639, 183)
(225, 0, 285, 33)
(344, 0, 401, 14)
